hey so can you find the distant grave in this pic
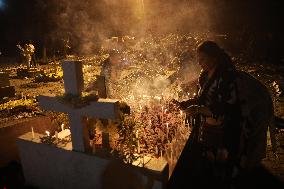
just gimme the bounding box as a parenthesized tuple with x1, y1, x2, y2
(0, 72, 15, 99)
(17, 61, 169, 189)
(16, 67, 43, 78)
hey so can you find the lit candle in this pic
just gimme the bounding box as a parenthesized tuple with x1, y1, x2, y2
(160, 150, 163, 159)
(171, 144, 173, 163)
(46, 131, 50, 137)
(166, 123, 169, 140)
(155, 146, 158, 155)
(180, 110, 184, 125)
(55, 131, 58, 143)
(136, 130, 140, 153)
(161, 106, 164, 123)
(31, 127, 35, 139)
(61, 124, 64, 131)
(189, 117, 191, 129)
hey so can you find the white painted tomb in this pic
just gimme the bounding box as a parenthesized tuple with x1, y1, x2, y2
(17, 60, 169, 189)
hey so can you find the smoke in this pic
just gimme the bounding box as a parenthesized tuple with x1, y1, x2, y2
(39, 0, 209, 101)
(37, 0, 214, 54)
(143, 0, 212, 34)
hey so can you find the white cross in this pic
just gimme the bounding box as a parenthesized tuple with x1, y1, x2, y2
(38, 61, 119, 152)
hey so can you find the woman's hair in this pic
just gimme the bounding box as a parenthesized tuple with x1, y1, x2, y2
(197, 41, 232, 65)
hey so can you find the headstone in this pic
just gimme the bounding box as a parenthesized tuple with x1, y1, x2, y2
(0, 72, 15, 99)
(85, 75, 107, 98)
(95, 76, 107, 98)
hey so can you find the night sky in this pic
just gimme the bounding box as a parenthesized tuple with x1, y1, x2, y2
(0, 0, 283, 63)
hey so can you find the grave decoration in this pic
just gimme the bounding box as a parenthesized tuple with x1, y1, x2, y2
(17, 60, 171, 189)
(0, 96, 42, 124)
(16, 67, 43, 78)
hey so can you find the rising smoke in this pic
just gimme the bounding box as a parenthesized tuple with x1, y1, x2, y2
(38, 0, 214, 54)
(34, 0, 225, 99)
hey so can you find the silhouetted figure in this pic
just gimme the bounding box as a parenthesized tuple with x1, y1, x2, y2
(168, 41, 280, 189)
(100, 49, 122, 98)
(17, 41, 36, 68)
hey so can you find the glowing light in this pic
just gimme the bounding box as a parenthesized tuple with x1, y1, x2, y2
(46, 131, 50, 137)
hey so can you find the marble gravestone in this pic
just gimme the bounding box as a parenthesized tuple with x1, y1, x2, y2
(17, 61, 169, 189)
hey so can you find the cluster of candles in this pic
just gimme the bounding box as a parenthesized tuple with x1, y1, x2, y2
(126, 95, 191, 168)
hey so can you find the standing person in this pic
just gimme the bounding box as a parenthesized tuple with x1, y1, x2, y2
(169, 41, 277, 188)
(100, 49, 122, 98)
(17, 41, 36, 68)
(190, 40, 242, 187)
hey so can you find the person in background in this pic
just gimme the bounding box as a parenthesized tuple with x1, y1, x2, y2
(100, 49, 123, 97)
(17, 41, 36, 68)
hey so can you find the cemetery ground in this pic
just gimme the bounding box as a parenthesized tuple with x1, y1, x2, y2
(0, 59, 284, 188)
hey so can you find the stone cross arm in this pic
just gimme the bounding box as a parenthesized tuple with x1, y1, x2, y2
(38, 95, 120, 120)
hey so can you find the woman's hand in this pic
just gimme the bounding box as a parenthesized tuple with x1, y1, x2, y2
(185, 105, 200, 116)
(186, 105, 214, 117)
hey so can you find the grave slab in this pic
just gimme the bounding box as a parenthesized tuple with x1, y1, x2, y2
(16, 68, 43, 78)
(17, 132, 169, 189)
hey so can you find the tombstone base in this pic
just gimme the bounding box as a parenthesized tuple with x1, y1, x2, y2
(16, 68, 43, 78)
(17, 132, 169, 189)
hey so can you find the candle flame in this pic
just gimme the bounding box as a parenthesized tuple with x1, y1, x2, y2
(46, 131, 50, 136)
